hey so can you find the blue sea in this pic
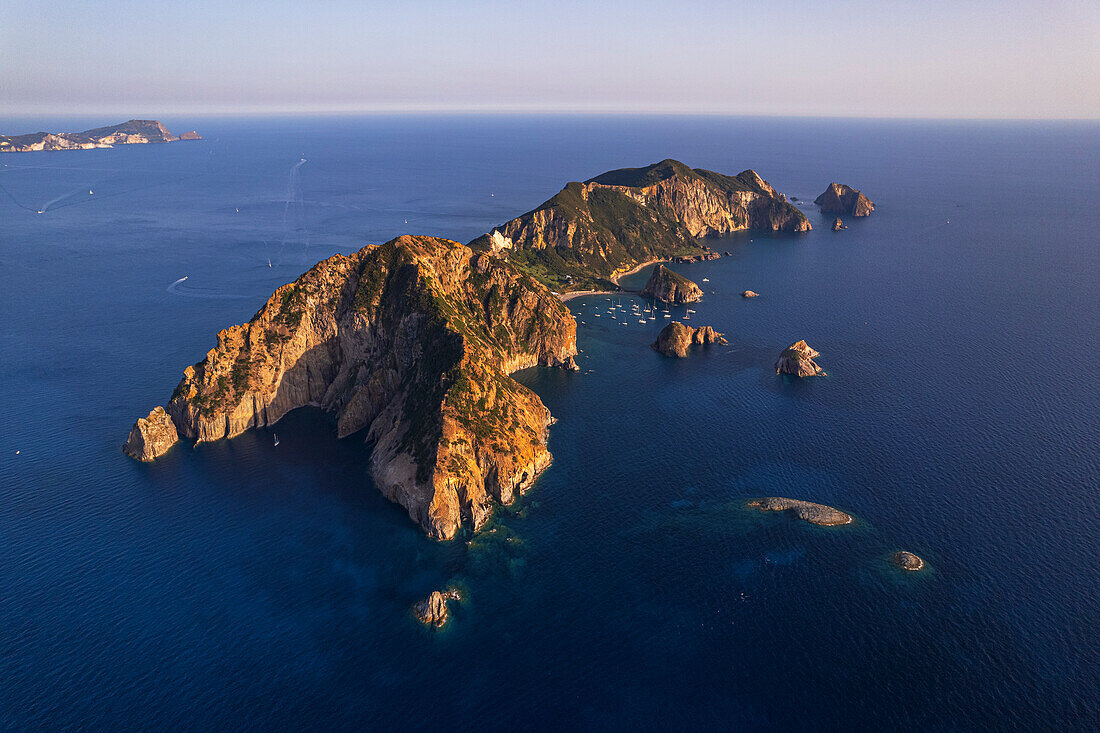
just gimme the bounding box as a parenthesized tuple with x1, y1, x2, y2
(1, 115, 1097, 730)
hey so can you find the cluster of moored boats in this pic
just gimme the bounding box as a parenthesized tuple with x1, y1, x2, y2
(575, 296, 695, 327)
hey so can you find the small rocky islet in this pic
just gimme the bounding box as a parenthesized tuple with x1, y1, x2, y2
(815, 183, 874, 217)
(891, 551, 926, 571)
(652, 322, 727, 358)
(412, 587, 464, 628)
(747, 497, 854, 526)
(775, 340, 827, 377)
(639, 264, 703, 304)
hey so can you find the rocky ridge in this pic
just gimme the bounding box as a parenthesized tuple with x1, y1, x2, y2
(471, 159, 809, 291)
(639, 264, 703, 304)
(652, 322, 727, 358)
(815, 183, 874, 217)
(1, 119, 200, 153)
(128, 235, 576, 540)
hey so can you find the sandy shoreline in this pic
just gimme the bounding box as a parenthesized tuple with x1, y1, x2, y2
(558, 289, 614, 302)
(557, 259, 665, 302)
(611, 258, 664, 285)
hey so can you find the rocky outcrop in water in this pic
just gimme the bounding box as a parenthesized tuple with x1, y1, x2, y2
(413, 587, 464, 627)
(471, 159, 809, 291)
(0, 119, 199, 153)
(652, 322, 727, 358)
(127, 235, 577, 540)
(891, 551, 925, 571)
(640, 264, 702, 304)
(741, 290, 760, 298)
(122, 406, 179, 462)
(775, 340, 826, 377)
(815, 183, 874, 217)
(832, 217, 846, 231)
(748, 497, 853, 526)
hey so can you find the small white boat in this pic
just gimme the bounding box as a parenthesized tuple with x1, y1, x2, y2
(89, 190, 94, 195)
(273, 434, 280, 447)
(702, 278, 709, 282)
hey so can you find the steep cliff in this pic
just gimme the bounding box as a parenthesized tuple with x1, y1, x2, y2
(0, 119, 199, 153)
(640, 264, 703, 304)
(130, 236, 577, 540)
(471, 159, 810, 291)
(815, 183, 874, 217)
(122, 407, 179, 462)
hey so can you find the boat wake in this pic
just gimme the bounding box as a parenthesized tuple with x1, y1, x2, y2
(167, 275, 251, 300)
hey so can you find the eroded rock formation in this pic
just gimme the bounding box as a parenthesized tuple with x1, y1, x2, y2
(640, 264, 702, 304)
(748, 497, 853, 526)
(775, 340, 826, 377)
(652, 322, 727, 358)
(122, 406, 179, 462)
(129, 235, 577, 540)
(741, 290, 760, 298)
(413, 587, 464, 627)
(815, 183, 874, 217)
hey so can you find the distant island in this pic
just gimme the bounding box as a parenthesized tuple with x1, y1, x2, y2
(0, 119, 200, 153)
(125, 159, 840, 541)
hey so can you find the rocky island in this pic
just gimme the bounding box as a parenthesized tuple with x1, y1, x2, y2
(775, 340, 826, 377)
(652, 322, 727, 357)
(127, 159, 817, 542)
(815, 183, 874, 217)
(640, 264, 703, 304)
(471, 158, 809, 292)
(748, 497, 853, 526)
(0, 119, 200, 153)
(126, 235, 576, 540)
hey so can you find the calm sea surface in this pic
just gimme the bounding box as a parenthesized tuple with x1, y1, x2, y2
(1, 116, 1097, 730)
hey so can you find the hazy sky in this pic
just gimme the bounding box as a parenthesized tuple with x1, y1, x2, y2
(3, 0, 1097, 118)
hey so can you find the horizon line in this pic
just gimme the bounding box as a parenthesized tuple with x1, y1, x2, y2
(2, 106, 1098, 124)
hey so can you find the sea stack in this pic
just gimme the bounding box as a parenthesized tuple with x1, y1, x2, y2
(412, 587, 464, 628)
(832, 217, 846, 231)
(122, 406, 179, 462)
(775, 340, 826, 377)
(815, 183, 874, 217)
(652, 322, 727, 357)
(748, 497, 853, 526)
(640, 264, 703, 304)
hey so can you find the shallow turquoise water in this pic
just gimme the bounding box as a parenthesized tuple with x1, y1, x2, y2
(1, 116, 1097, 729)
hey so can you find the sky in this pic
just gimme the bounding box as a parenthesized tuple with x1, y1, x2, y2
(2, 0, 1098, 119)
